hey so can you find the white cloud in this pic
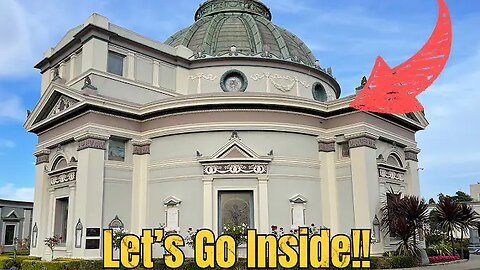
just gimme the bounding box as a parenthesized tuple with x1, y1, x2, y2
(0, 95, 25, 122)
(0, 183, 34, 202)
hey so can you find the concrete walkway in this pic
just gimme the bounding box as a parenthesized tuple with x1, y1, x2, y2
(398, 255, 480, 270)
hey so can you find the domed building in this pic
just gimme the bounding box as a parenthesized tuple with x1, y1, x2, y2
(25, 0, 428, 260)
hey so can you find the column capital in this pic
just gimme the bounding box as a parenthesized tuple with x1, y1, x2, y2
(132, 139, 152, 155)
(405, 147, 420, 162)
(346, 132, 379, 149)
(318, 139, 336, 153)
(34, 149, 51, 165)
(74, 132, 109, 151)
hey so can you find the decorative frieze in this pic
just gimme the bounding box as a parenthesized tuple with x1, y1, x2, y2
(405, 147, 420, 162)
(75, 133, 109, 151)
(318, 140, 335, 152)
(379, 168, 405, 181)
(133, 140, 152, 155)
(34, 149, 51, 165)
(203, 163, 267, 175)
(347, 133, 378, 149)
(49, 167, 77, 186)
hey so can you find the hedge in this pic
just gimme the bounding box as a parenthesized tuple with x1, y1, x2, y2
(14, 256, 418, 270)
(0, 256, 41, 269)
(370, 256, 417, 269)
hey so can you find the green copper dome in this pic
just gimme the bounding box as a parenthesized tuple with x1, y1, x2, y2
(165, 0, 317, 66)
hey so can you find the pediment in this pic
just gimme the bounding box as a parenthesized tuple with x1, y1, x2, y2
(25, 83, 84, 130)
(4, 210, 19, 220)
(200, 131, 272, 162)
(34, 93, 79, 125)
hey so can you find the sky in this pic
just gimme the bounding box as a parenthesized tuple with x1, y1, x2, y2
(0, 0, 479, 202)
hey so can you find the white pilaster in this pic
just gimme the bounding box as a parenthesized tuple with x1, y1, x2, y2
(126, 52, 135, 80)
(81, 38, 108, 74)
(66, 184, 76, 256)
(257, 175, 269, 234)
(152, 60, 160, 87)
(69, 54, 77, 81)
(131, 140, 151, 235)
(404, 147, 421, 196)
(348, 133, 379, 229)
(72, 133, 108, 259)
(30, 149, 50, 257)
(202, 176, 214, 229)
(318, 140, 339, 234)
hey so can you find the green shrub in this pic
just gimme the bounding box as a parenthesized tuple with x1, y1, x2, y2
(455, 248, 470, 260)
(21, 259, 107, 270)
(0, 257, 11, 269)
(390, 256, 416, 268)
(425, 247, 438, 256)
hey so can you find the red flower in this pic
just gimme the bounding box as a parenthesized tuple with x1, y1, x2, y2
(271, 225, 277, 231)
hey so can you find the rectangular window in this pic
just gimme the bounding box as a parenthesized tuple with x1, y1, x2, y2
(291, 203, 306, 229)
(218, 191, 254, 233)
(107, 51, 125, 76)
(54, 197, 69, 244)
(108, 139, 126, 161)
(4, 225, 15, 246)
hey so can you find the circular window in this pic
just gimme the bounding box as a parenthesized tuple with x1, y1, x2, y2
(312, 82, 328, 102)
(220, 70, 248, 92)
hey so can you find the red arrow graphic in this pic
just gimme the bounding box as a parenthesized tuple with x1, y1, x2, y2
(350, 0, 452, 114)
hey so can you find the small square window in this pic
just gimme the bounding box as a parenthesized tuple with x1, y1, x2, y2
(107, 51, 125, 76)
(108, 139, 126, 161)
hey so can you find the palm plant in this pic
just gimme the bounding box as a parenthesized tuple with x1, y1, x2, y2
(458, 204, 480, 258)
(431, 197, 464, 255)
(380, 191, 429, 257)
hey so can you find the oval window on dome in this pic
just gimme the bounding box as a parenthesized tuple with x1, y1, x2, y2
(221, 70, 248, 92)
(312, 82, 328, 102)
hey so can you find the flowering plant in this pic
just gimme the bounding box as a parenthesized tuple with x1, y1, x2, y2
(185, 227, 200, 249)
(271, 225, 285, 239)
(111, 229, 130, 251)
(44, 235, 62, 260)
(223, 223, 248, 247)
(429, 255, 461, 264)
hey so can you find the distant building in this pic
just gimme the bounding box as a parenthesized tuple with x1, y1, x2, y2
(0, 199, 33, 251)
(470, 183, 480, 250)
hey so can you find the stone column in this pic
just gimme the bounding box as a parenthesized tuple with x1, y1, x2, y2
(318, 139, 339, 234)
(404, 147, 421, 196)
(202, 176, 214, 230)
(258, 175, 269, 234)
(347, 133, 379, 229)
(73, 133, 108, 259)
(131, 140, 151, 235)
(31, 149, 50, 257)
